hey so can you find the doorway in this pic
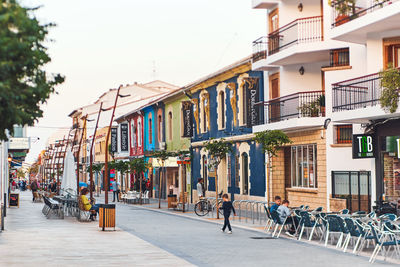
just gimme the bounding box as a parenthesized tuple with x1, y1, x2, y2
(269, 73, 280, 122)
(332, 171, 371, 212)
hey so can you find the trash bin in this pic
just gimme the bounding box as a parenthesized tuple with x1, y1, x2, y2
(167, 194, 177, 209)
(99, 204, 116, 231)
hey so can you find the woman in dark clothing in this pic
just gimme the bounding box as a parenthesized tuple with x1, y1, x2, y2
(221, 193, 236, 234)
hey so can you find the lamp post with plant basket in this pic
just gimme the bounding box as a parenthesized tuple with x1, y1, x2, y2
(204, 138, 232, 219)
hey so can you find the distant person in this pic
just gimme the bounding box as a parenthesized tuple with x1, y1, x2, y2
(80, 188, 99, 221)
(30, 179, 38, 202)
(270, 196, 282, 213)
(50, 179, 57, 193)
(197, 178, 204, 199)
(221, 194, 236, 234)
(111, 180, 120, 202)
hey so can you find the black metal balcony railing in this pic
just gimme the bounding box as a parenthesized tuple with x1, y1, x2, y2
(252, 36, 268, 63)
(331, 0, 399, 28)
(332, 71, 384, 112)
(255, 91, 325, 125)
(268, 16, 323, 55)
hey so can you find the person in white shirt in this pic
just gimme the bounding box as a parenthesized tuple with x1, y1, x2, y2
(277, 200, 297, 236)
(197, 178, 204, 199)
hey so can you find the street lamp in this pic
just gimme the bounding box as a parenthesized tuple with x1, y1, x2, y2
(104, 86, 130, 204)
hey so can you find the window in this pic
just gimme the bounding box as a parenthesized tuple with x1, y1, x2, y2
(202, 155, 208, 190)
(241, 153, 249, 195)
(137, 120, 142, 147)
(242, 89, 247, 125)
(131, 121, 137, 148)
(13, 125, 24, 137)
(168, 112, 173, 141)
(384, 37, 400, 68)
(329, 48, 349, 67)
(335, 125, 352, 144)
(219, 91, 225, 129)
(203, 98, 207, 132)
(158, 115, 163, 142)
(235, 154, 240, 188)
(149, 118, 152, 144)
(268, 8, 279, 33)
(291, 144, 317, 188)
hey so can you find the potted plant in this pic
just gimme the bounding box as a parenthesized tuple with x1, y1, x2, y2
(317, 94, 326, 115)
(379, 65, 400, 113)
(329, 0, 356, 26)
(298, 100, 321, 117)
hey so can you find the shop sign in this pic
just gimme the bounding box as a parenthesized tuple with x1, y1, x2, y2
(243, 77, 260, 128)
(120, 123, 129, 151)
(110, 127, 118, 153)
(352, 134, 375, 159)
(8, 137, 30, 150)
(182, 101, 193, 137)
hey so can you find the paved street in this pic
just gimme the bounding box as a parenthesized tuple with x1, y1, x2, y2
(0, 191, 396, 266)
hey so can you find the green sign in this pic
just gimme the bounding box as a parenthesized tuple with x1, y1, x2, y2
(352, 134, 375, 159)
(11, 152, 26, 157)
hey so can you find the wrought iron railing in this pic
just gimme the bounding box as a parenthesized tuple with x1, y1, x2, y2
(332, 71, 382, 112)
(255, 91, 325, 125)
(331, 0, 399, 28)
(252, 36, 268, 63)
(268, 16, 323, 55)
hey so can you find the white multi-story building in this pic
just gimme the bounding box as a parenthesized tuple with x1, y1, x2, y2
(251, 0, 400, 212)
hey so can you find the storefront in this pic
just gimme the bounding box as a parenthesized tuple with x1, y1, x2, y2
(374, 119, 400, 204)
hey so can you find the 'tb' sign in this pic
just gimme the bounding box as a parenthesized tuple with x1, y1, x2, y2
(352, 134, 375, 159)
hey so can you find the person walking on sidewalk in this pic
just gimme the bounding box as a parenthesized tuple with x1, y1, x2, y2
(221, 193, 236, 234)
(111, 180, 120, 202)
(30, 179, 38, 202)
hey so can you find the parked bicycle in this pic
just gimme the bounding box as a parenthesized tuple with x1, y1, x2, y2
(194, 191, 223, 216)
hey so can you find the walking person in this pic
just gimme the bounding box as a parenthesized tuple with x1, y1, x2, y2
(111, 180, 120, 202)
(221, 193, 236, 234)
(30, 178, 38, 202)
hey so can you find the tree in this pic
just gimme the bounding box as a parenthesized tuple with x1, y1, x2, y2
(92, 163, 104, 193)
(204, 138, 232, 218)
(152, 150, 175, 208)
(0, 1, 64, 140)
(129, 158, 150, 204)
(379, 65, 400, 113)
(253, 130, 292, 203)
(114, 160, 129, 192)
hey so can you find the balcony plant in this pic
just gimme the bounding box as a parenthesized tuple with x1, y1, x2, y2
(298, 100, 321, 117)
(317, 94, 326, 115)
(329, 0, 356, 26)
(379, 65, 400, 113)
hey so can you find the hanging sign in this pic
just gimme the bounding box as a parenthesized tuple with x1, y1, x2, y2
(120, 123, 129, 151)
(352, 134, 375, 159)
(182, 101, 193, 137)
(244, 77, 260, 128)
(110, 127, 118, 153)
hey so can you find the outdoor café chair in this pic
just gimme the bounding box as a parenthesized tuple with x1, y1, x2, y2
(335, 216, 350, 249)
(354, 219, 374, 255)
(342, 218, 362, 253)
(368, 222, 400, 263)
(379, 213, 397, 222)
(340, 209, 350, 215)
(263, 204, 274, 233)
(270, 210, 291, 238)
(298, 211, 322, 241)
(324, 215, 345, 247)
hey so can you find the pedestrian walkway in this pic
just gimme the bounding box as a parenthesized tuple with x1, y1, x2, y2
(0, 191, 193, 267)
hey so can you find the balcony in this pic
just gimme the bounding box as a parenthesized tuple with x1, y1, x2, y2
(253, 91, 326, 132)
(330, 0, 400, 44)
(332, 69, 400, 123)
(252, 0, 280, 9)
(252, 36, 280, 71)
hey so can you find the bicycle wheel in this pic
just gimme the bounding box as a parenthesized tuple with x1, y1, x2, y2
(195, 201, 209, 216)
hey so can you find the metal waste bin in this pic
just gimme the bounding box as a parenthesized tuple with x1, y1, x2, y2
(99, 204, 116, 231)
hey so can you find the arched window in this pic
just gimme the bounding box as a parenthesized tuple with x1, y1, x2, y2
(219, 91, 225, 129)
(137, 120, 142, 147)
(158, 115, 162, 142)
(202, 155, 208, 190)
(149, 118, 153, 144)
(242, 89, 247, 126)
(203, 98, 207, 131)
(168, 112, 173, 141)
(131, 121, 136, 148)
(242, 152, 249, 195)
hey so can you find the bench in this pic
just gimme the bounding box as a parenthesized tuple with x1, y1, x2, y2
(171, 192, 188, 210)
(77, 196, 96, 222)
(42, 196, 64, 219)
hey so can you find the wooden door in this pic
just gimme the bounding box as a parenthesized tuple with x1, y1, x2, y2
(268, 8, 280, 54)
(269, 73, 280, 122)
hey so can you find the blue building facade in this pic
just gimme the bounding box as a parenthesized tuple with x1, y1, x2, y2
(190, 59, 266, 201)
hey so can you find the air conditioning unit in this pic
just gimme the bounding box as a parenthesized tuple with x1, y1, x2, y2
(160, 142, 166, 150)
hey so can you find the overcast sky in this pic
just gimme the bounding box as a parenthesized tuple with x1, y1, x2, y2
(24, 0, 266, 163)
